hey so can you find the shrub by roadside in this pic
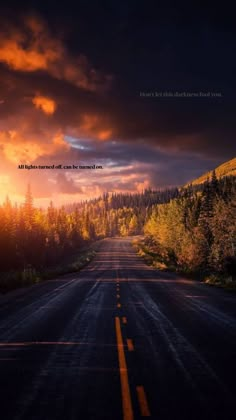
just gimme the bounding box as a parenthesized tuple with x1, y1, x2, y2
(0, 242, 100, 294)
(204, 274, 236, 290)
(133, 238, 236, 291)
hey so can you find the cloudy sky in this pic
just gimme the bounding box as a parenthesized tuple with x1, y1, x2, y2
(0, 0, 235, 205)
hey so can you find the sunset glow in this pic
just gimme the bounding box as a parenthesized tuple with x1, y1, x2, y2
(0, 7, 234, 205)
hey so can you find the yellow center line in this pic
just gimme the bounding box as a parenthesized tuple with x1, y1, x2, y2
(122, 317, 127, 324)
(117, 303, 121, 308)
(136, 386, 151, 417)
(126, 339, 134, 351)
(117, 294, 120, 299)
(115, 317, 134, 420)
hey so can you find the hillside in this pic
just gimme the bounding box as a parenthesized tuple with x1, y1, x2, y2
(188, 157, 236, 186)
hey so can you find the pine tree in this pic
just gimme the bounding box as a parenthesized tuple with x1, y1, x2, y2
(24, 183, 34, 229)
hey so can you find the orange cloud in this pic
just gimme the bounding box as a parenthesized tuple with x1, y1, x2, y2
(0, 130, 70, 164)
(0, 16, 111, 92)
(80, 113, 113, 140)
(32, 95, 56, 115)
(0, 39, 60, 72)
(98, 130, 113, 140)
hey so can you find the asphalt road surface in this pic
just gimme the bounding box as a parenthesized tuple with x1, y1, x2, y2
(0, 238, 236, 420)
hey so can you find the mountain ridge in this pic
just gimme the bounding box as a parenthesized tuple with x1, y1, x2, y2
(186, 157, 236, 186)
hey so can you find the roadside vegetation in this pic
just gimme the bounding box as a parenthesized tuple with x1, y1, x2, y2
(140, 173, 236, 290)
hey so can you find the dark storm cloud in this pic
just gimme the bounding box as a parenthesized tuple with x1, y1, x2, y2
(1, 60, 235, 159)
(0, 0, 235, 199)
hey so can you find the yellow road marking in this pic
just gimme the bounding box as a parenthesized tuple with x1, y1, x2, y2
(136, 386, 151, 417)
(115, 317, 134, 420)
(117, 303, 121, 308)
(122, 317, 127, 324)
(117, 294, 120, 299)
(127, 339, 134, 351)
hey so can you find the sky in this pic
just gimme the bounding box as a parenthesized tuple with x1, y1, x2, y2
(0, 0, 235, 206)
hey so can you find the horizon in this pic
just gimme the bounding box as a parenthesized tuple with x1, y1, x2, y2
(0, 155, 232, 208)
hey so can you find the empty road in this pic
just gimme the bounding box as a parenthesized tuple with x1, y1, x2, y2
(0, 238, 236, 420)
